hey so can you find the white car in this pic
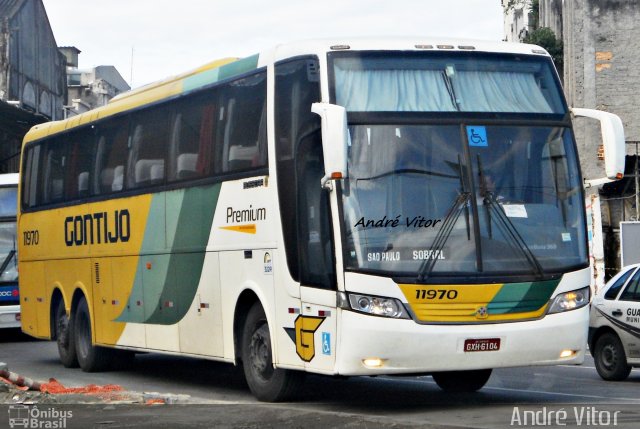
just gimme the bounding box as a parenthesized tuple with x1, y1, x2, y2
(589, 263, 640, 380)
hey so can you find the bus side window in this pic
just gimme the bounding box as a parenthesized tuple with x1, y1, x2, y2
(168, 93, 216, 182)
(21, 145, 41, 208)
(42, 139, 66, 205)
(94, 117, 130, 195)
(64, 130, 95, 201)
(220, 70, 267, 174)
(128, 107, 170, 189)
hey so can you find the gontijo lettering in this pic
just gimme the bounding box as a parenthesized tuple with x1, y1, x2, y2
(64, 210, 130, 246)
(226, 205, 266, 223)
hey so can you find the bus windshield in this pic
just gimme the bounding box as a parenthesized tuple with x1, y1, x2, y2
(331, 52, 585, 279)
(331, 51, 566, 114)
(0, 187, 17, 283)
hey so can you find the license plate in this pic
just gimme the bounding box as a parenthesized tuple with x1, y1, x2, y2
(464, 338, 500, 352)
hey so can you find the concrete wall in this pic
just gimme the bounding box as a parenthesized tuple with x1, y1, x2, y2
(564, 0, 640, 183)
(539, 0, 563, 39)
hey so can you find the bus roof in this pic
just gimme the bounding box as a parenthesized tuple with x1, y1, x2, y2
(0, 173, 18, 186)
(22, 37, 550, 146)
(270, 37, 550, 62)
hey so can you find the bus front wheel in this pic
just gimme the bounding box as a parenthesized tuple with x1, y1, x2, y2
(432, 369, 492, 392)
(241, 303, 304, 402)
(74, 296, 113, 372)
(54, 299, 78, 368)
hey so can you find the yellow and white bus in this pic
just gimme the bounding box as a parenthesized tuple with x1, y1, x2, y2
(18, 38, 625, 401)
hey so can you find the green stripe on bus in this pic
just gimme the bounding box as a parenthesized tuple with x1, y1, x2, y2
(487, 280, 558, 314)
(144, 184, 221, 324)
(183, 54, 259, 93)
(116, 184, 221, 325)
(217, 54, 259, 80)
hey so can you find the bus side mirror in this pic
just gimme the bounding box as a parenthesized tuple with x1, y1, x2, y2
(311, 102, 349, 188)
(571, 108, 626, 188)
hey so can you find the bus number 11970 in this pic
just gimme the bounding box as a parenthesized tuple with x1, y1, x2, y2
(415, 289, 458, 300)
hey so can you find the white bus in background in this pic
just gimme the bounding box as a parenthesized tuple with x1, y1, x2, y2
(0, 173, 19, 329)
(18, 38, 625, 402)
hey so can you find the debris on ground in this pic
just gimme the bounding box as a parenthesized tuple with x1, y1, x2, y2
(0, 363, 191, 405)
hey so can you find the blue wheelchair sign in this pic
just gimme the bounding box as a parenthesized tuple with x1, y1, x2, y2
(322, 332, 331, 356)
(467, 126, 488, 147)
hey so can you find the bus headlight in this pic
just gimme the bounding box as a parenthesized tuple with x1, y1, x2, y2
(547, 287, 590, 314)
(339, 292, 409, 319)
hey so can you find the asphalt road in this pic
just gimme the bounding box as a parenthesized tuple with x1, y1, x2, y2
(2, 328, 640, 428)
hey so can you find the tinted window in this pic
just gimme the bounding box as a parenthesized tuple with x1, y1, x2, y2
(605, 268, 635, 300)
(619, 269, 640, 302)
(21, 145, 40, 209)
(94, 116, 130, 195)
(41, 139, 66, 205)
(168, 92, 218, 182)
(275, 58, 323, 283)
(219, 71, 267, 173)
(128, 107, 170, 189)
(65, 130, 96, 201)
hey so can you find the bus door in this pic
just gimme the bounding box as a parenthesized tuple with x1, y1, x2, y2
(298, 132, 337, 373)
(274, 57, 337, 371)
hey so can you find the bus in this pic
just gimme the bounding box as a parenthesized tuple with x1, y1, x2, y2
(0, 173, 19, 329)
(18, 38, 625, 401)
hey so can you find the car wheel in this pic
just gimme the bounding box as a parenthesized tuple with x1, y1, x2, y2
(594, 332, 631, 381)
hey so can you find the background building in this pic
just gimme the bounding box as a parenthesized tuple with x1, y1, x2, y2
(0, 0, 66, 172)
(0, 0, 131, 172)
(504, 0, 640, 277)
(502, 0, 536, 42)
(60, 46, 130, 117)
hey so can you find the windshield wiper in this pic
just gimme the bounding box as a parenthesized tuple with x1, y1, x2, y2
(477, 158, 544, 278)
(417, 155, 471, 282)
(417, 192, 471, 282)
(0, 250, 15, 277)
(356, 168, 457, 182)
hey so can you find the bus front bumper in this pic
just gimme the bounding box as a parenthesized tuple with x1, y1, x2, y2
(335, 306, 588, 375)
(0, 305, 21, 329)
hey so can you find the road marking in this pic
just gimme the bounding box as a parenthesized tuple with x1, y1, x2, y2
(381, 377, 640, 403)
(558, 365, 596, 369)
(482, 385, 640, 403)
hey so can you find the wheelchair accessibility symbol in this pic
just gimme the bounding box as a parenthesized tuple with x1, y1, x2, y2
(322, 332, 331, 356)
(466, 126, 488, 147)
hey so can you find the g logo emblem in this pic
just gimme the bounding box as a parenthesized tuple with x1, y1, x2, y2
(475, 306, 489, 319)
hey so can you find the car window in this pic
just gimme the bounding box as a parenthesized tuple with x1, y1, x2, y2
(605, 268, 636, 300)
(619, 268, 640, 302)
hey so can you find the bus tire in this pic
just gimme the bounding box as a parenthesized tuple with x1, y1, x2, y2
(74, 296, 112, 372)
(55, 299, 78, 368)
(432, 369, 492, 392)
(594, 333, 631, 381)
(241, 303, 304, 402)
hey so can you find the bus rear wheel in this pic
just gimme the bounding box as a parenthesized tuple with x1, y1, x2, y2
(54, 299, 78, 368)
(74, 296, 114, 372)
(432, 369, 492, 392)
(241, 303, 304, 402)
